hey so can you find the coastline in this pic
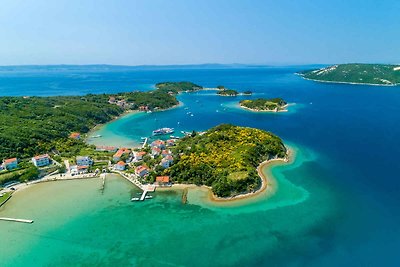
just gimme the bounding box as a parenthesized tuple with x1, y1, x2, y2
(159, 148, 293, 204)
(297, 74, 398, 87)
(238, 102, 290, 113)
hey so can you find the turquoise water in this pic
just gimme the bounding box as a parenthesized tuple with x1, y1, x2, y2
(1, 66, 399, 266)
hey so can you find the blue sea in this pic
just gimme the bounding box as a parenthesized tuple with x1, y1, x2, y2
(0, 65, 399, 266)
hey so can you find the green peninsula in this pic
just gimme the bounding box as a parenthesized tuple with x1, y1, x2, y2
(299, 63, 400, 86)
(239, 98, 288, 112)
(167, 124, 287, 197)
(0, 81, 202, 160)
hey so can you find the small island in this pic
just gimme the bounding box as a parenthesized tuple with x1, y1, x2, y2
(167, 124, 287, 198)
(217, 89, 239, 96)
(239, 98, 288, 112)
(298, 63, 400, 86)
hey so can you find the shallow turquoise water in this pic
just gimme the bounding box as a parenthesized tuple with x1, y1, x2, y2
(1, 66, 399, 266)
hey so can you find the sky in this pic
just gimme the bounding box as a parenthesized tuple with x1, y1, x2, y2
(0, 0, 399, 65)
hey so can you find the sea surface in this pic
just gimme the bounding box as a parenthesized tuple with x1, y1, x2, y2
(0, 66, 399, 266)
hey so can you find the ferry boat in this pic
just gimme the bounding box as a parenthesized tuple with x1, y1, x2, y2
(152, 127, 174, 136)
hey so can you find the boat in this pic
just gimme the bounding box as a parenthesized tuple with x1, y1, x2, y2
(147, 110, 152, 113)
(152, 127, 174, 136)
(140, 137, 147, 140)
(131, 197, 140, 201)
(190, 114, 194, 117)
(170, 135, 180, 139)
(91, 134, 102, 138)
(145, 195, 153, 199)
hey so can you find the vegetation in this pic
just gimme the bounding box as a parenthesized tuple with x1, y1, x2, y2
(243, 90, 252, 95)
(0, 166, 40, 185)
(166, 124, 287, 197)
(155, 81, 203, 93)
(240, 98, 287, 111)
(217, 89, 239, 96)
(299, 63, 400, 85)
(0, 191, 12, 205)
(0, 81, 204, 161)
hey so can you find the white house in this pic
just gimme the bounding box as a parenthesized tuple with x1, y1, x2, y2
(2, 158, 18, 170)
(114, 161, 126, 171)
(160, 155, 173, 168)
(135, 165, 149, 177)
(76, 156, 92, 166)
(32, 154, 50, 167)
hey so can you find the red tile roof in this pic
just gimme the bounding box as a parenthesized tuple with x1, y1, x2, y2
(34, 154, 49, 160)
(117, 161, 125, 166)
(69, 132, 80, 139)
(156, 176, 170, 183)
(3, 157, 17, 164)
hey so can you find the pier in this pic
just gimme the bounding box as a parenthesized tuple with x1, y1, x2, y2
(142, 137, 148, 148)
(0, 217, 34, 224)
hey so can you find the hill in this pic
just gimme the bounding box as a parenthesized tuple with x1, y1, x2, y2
(167, 124, 287, 197)
(299, 64, 400, 86)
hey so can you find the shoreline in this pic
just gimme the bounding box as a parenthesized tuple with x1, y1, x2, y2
(87, 101, 183, 146)
(296, 74, 399, 87)
(239, 103, 289, 113)
(159, 148, 292, 204)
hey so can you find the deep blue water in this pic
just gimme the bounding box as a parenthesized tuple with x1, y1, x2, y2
(1, 66, 399, 266)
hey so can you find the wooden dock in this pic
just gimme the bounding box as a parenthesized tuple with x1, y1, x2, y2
(0, 217, 34, 224)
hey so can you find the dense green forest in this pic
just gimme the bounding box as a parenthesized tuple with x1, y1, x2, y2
(299, 64, 400, 85)
(166, 124, 287, 197)
(0, 81, 203, 160)
(240, 98, 287, 111)
(0, 95, 124, 159)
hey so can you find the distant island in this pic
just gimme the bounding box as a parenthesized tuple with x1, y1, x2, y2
(239, 98, 288, 112)
(167, 124, 287, 198)
(298, 63, 400, 86)
(217, 89, 239, 96)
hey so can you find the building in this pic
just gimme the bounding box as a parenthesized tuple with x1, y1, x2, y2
(108, 96, 116, 104)
(156, 176, 170, 185)
(69, 132, 81, 139)
(151, 147, 161, 157)
(70, 165, 88, 175)
(114, 161, 126, 171)
(135, 165, 149, 177)
(113, 148, 130, 161)
(151, 140, 166, 149)
(134, 151, 147, 161)
(161, 149, 171, 158)
(2, 158, 18, 170)
(160, 155, 173, 168)
(32, 154, 50, 167)
(139, 105, 149, 111)
(76, 156, 93, 166)
(166, 139, 176, 147)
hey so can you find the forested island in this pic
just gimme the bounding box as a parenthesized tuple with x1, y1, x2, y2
(217, 89, 239, 96)
(239, 98, 288, 112)
(167, 124, 287, 197)
(299, 64, 400, 86)
(0, 82, 202, 160)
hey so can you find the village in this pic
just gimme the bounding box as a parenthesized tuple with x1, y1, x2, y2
(0, 130, 178, 204)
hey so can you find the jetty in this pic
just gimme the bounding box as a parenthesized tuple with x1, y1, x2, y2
(0, 217, 34, 224)
(142, 137, 148, 148)
(113, 170, 155, 201)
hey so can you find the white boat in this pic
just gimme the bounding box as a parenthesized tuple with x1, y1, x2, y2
(131, 197, 140, 201)
(91, 134, 102, 138)
(152, 127, 174, 136)
(145, 195, 153, 199)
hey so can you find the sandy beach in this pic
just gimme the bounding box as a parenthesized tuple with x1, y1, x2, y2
(158, 148, 293, 204)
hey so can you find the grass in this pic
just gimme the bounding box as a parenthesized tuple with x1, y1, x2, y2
(0, 191, 12, 206)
